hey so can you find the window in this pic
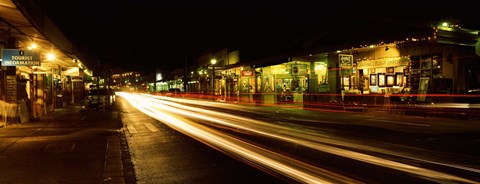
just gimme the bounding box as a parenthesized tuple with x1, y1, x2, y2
(378, 73, 386, 87)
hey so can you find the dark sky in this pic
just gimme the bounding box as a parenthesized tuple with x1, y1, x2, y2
(32, 0, 479, 74)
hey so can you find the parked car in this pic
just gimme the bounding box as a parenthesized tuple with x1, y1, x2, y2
(82, 88, 116, 110)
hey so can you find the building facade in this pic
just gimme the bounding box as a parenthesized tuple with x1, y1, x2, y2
(189, 23, 479, 109)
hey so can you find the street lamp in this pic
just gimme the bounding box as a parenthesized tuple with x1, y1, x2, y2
(210, 59, 217, 98)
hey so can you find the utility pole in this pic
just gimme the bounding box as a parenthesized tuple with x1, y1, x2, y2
(184, 48, 188, 93)
(153, 67, 157, 94)
(210, 59, 217, 101)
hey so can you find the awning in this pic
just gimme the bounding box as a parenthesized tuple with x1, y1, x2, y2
(0, 0, 87, 69)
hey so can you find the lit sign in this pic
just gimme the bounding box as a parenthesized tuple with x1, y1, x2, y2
(241, 70, 253, 76)
(2, 49, 41, 66)
(291, 64, 307, 75)
(62, 67, 80, 76)
(339, 54, 353, 68)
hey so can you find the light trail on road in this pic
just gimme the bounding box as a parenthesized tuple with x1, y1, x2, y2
(118, 92, 479, 183)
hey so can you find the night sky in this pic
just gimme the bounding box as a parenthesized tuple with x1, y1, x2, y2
(32, 0, 479, 74)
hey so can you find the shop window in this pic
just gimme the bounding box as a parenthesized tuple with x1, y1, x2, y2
(342, 76, 350, 90)
(421, 57, 432, 69)
(370, 74, 377, 86)
(256, 76, 261, 93)
(432, 55, 442, 78)
(395, 73, 404, 86)
(386, 74, 395, 87)
(263, 75, 273, 92)
(378, 73, 386, 87)
(351, 76, 358, 90)
(409, 54, 443, 94)
(314, 62, 328, 85)
(276, 78, 293, 92)
(411, 56, 421, 69)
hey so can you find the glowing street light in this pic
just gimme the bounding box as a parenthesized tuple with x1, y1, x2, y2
(210, 59, 217, 99)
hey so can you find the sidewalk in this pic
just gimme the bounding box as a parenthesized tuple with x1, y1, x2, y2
(0, 105, 132, 184)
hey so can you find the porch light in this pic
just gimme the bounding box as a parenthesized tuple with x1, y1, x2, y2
(46, 53, 55, 61)
(27, 43, 37, 50)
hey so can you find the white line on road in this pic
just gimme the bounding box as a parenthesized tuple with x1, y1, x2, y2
(144, 123, 159, 132)
(126, 125, 138, 134)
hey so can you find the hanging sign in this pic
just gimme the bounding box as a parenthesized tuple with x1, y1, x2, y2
(339, 54, 353, 68)
(62, 67, 80, 76)
(291, 64, 307, 75)
(241, 70, 253, 77)
(2, 49, 41, 66)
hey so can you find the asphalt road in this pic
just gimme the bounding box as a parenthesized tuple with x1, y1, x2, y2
(117, 96, 289, 184)
(2, 94, 477, 184)
(118, 93, 480, 183)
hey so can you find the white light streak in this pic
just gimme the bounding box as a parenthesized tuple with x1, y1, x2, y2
(118, 92, 479, 183)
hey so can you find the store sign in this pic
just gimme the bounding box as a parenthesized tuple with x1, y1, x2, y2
(339, 54, 353, 68)
(1, 49, 41, 66)
(291, 64, 307, 75)
(62, 67, 80, 76)
(72, 76, 83, 81)
(357, 57, 409, 68)
(41, 62, 57, 68)
(271, 65, 286, 74)
(241, 70, 254, 76)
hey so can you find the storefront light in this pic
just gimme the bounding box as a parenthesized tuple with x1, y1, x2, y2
(28, 43, 38, 50)
(315, 64, 325, 71)
(46, 53, 56, 61)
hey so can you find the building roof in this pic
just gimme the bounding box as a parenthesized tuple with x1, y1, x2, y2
(0, 0, 91, 70)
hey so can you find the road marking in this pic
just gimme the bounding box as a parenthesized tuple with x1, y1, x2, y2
(126, 125, 138, 134)
(144, 123, 159, 132)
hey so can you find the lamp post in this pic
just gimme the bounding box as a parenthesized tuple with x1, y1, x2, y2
(210, 59, 217, 100)
(153, 67, 157, 94)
